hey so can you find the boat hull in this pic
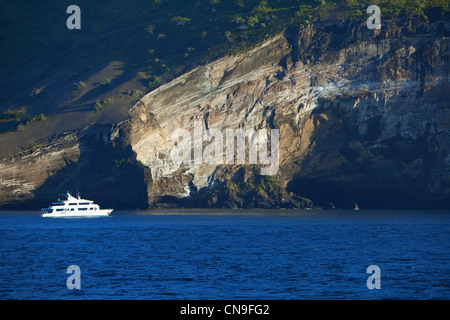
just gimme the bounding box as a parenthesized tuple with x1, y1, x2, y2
(41, 209, 113, 218)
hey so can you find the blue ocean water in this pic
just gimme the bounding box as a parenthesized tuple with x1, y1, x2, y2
(0, 210, 449, 300)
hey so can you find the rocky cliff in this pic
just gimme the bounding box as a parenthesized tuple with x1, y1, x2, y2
(1, 17, 449, 210)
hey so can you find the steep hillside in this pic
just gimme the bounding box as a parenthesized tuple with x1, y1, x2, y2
(128, 17, 450, 209)
(0, 1, 449, 210)
(2, 1, 448, 154)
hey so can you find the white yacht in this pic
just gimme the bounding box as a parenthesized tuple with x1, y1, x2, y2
(41, 192, 113, 217)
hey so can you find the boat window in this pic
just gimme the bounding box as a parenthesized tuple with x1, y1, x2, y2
(69, 203, 77, 205)
(56, 209, 64, 212)
(79, 202, 90, 205)
(90, 208, 93, 210)
(79, 208, 88, 211)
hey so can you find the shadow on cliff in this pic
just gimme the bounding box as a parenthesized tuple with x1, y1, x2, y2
(284, 18, 450, 210)
(286, 96, 450, 210)
(17, 125, 150, 211)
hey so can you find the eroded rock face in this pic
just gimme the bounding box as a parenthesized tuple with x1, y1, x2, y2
(129, 17, 450, 209)
(0, 125, 150, 210)
(1, 18, 449, 210)
(0, 136, 80, 207)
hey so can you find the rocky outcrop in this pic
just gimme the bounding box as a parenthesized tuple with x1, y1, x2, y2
(127, 17, 449, 209)
(1, 17, 449, 210)
(0, 124, 150, 210)
(0, 135, 80, 207)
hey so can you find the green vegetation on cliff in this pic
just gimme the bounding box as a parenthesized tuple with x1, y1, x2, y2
(2, 0, 448, 82)
(227, 175, 278, 196)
